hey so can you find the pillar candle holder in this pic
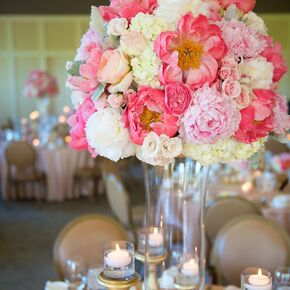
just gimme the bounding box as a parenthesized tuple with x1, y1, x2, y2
(135, 251, 167, 290)
(97, 272, 140, 290)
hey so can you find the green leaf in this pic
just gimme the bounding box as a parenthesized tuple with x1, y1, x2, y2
(67, 60, 84, 76)
(92, 84, 105, 101)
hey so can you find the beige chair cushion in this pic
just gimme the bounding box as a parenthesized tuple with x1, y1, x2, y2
(205, 197, 261, 243)
(211, 215, 290, 286)
(53, 214, 128, 279)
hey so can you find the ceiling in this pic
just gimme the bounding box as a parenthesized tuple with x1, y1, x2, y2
(1, 0, 290, 14)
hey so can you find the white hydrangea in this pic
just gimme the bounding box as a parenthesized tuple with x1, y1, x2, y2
(239, 56, 274, 89)
(131, 46, 161, 88)
(136, 132, 182, 166)
(183, 138, 266, 165)
(243, 12, 267, 35)
(154, 0, 211, 27)
(130, 12, 168, 41)
(85, 108, 135, 162)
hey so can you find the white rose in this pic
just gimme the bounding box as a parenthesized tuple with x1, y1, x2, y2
(240, 56, 274, 89)
(223, 4, 243, 21)
(107, 18, 128, 36)
(137, 132, 182, 166)
(243, 12, 267, 34)
(85, 108, 135, 162)
(160, 135, 182, 159)
(108, 72, 133, 94)
(70, 90, 85, 109)
(120, 30, 148, 56)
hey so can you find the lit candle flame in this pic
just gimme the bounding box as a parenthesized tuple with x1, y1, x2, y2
(258, 268, 262, 277)
(63, 106, 70, 114)
(58, 115, 66, 124)
(32, 139, 40, 146)
(30, 111, 40, 120)
(116, 243, 120, 251)
(65, 135, 71, 143)
(154, 227, 158, 234)
(189, 259, 195, 265)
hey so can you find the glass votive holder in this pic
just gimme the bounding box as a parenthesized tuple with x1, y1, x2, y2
(241, 267, 272, 290)
(175, 253, 199, 287)
(274, 267, 290, 290)
(137, 227, 165, 257)
(103, 241, 135, 280)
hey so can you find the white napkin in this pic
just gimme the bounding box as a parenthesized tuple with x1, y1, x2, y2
(45, 281, 68, 290)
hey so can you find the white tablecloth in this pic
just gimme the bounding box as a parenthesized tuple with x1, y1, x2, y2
(0, 143, 94, 202)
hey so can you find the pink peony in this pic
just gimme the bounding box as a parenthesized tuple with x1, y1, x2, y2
(76, 29, 102, 61)
(261, 36, 288, 83)
(273, 94, 290, 135)
(123, 87, 179, 145)
(219, 0, 256, 13)
(218, 19, 266, 59)
(68, 97, 96, 150)
(155, 13, 226, 90)
(164, 83, 193, 116)
(235, 89, 276, 143)
(180, 84, 241, 144)
(98, 49, 130, 84)
(99, 0, 157, 22)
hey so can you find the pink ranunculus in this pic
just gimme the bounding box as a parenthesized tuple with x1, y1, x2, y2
(122, 87, 179, 145)
(164, 83, 193, 116)
(98, 49, 130, 84)
(273, 94, 290, 135)
(99, 0, 157, 22)
(218, 19, 266, 59)
(219, 0, 256, 13)
(155, 13, 226, 90)
(235, 89, 276, 143)
(69, 97, 96, 150)
(261, 36, 288, 83)
(222, 79, 241, 99)
(180, 84, 241, 144)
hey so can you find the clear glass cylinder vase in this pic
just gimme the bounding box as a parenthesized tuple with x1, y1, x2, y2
(140, 157, 210, 290)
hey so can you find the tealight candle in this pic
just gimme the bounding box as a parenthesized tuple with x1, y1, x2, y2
(148, 227, 163, 247)
(242, 268, 272, 290)
(32, 138, 40, 146)
(58, 115, 66, 124)
(105, 244, 131, 268)
(63, 106, 70, 114)
(181, 259, 199, 277)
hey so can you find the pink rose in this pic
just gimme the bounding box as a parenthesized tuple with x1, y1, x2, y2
(273, 94, 290, 135)
(99, 0, 157, 22)
(220, 56, 240, 80)
(108, 94, 124, 109)
(122, 87, 179, 145)
(164, 83, 193, 116)
(219, 0, 256, 13)
(218, 67, 231, 80)
(154, 13, 226, 90)
(235, 89, 276, 143)
(68, 97, 96, 150)
(98, 49, 130, 84)
(120, 31, 148, 56)
(235, 88, 253, 109)
(261, 36, 288, 83)
(222, 79, 241, 99)
(180, 84, 241, 144)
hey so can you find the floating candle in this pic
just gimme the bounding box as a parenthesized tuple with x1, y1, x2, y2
(181, 259, 199, 277)
(148, 228, 163, 247)
(105, 244, 131, 268)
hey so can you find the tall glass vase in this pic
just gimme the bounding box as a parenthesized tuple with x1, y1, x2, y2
(140, 157, 210, 290)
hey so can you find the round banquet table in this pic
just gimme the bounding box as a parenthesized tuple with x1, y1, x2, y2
(0, 142, 94, 202)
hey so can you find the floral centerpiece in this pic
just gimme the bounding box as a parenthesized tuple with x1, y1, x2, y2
(66, 0, 289, 166)
(24, 70, 58, 99)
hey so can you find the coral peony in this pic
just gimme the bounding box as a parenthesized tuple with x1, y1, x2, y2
(219, 0, 256, 14)
(180, 84, 241, 144)
(68, 97, 96, 151)
(235, 89, 276, 143)
(261, 36, 288, 83)
(123, 87, 179, 145)
(99, 0, 157, 22)
(164, 83, 192, 116)
(155, 13, 226, 90)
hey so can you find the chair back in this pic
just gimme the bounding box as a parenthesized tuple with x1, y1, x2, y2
(211, 215, 290, 286)
(5, 141, 37, 171)
(205, 196, 261, 243)
(53, 214, 128, 279)
(103, 160, 131, 227)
